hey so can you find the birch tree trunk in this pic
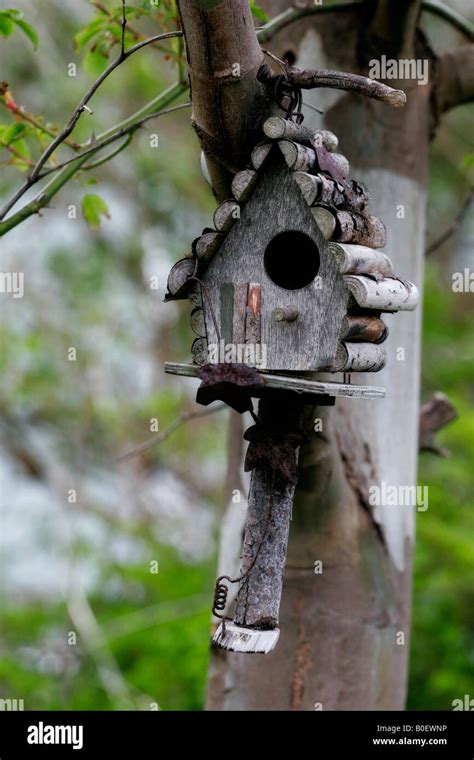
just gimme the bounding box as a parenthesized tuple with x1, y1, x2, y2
(176, 0, 469, 710)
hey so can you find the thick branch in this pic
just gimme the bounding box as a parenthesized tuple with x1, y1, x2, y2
(434, 46, 474, 114)
(288, 67, 406, 107)
(178, 0, 270, 199)
(367, 0, 421, 58)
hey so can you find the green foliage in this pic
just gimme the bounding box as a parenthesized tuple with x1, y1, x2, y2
(81, 193, 111, 229)
(0, 8, 38, 48)
(408, 263, 474, 709)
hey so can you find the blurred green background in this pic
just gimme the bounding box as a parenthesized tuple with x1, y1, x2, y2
(0, 0, 473, 710)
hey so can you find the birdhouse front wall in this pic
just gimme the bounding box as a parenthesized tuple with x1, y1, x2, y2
(201, 161, 348, 372)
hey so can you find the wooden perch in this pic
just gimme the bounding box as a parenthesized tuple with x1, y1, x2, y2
(332, 342, 387, 372)
(341, 315, 388, 344)
(419, 392, 457, 456)
(344, 275, 420, 311)
(329, 242, 393, 276)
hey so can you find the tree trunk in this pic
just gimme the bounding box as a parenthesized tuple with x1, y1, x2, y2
(176, 0, 445, 710)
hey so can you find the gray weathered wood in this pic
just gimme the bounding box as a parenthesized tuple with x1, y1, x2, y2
(341, 315, 388, 343)
(295, 172, 369, 212)
(332, 341, 387, 372)
(312, 206, 337, 240)
(278, 140, 317, 172)
(232, 282, 248, 348)
(213, 200, 240, 232)
(195, 231, 225, 262)
(191, 337, 208, 365)
(251, 141, 273, 169)
(231, 169, 258, 202)
(201, 160, 348, 371)
(329, 242, 393, 276)
(344, 275, 420, 311)
(188, 282, 203, 308)
(164, 362, 386, 399)
(220, 282, 234, 345)
(233, 464, 297, 628)
(166, 257, 195, 297)
(190, 307, 207, 338)
(263, 116, 319, 147)
(334, 210, 387, 248)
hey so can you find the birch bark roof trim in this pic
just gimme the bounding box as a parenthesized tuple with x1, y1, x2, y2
(344, 275, 420, 311)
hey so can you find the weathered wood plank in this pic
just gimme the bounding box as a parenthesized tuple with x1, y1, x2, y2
(312, 206, 337, 240)
(232, 283, 249, 347)
(164, 362, 386, 399)
(191, 338, 208, 365)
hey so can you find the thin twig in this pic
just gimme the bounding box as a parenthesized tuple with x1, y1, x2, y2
(37, 102, 191, 179)
(0, 81, 187, 236)
(120, 0, 127, 57)
(426, 187, 474, 255)
(117, 403, 226, 462)
(0, 30, 183, 221)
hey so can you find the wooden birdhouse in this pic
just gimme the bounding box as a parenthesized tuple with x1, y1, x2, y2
(164, 116, 419, 654)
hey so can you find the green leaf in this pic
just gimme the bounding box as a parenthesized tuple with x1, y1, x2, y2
(3, 122, 27, 145)
(73, 17, 107, 52)
(13, 17, 39, 49)
(81, 193, 111, 229)
(249, 0, 268, 22)
(0, 14, 15, 36)
(2, 9, 24, 20)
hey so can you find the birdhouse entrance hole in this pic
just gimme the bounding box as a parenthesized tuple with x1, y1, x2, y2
(264, 231, 320, 290)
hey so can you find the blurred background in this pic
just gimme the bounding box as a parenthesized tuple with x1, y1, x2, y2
(0, 0, 473, 710)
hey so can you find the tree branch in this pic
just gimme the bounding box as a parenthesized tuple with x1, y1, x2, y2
(256, 1, 473, 45)
(419, 392, 457, 456)
(0, 30, 183, 221)
(0, 81, 187, 237)
(426, 187, 474, 255)
(177, 0, 270, 200)
(117, 403, 226, 462)
(434, 45, 474, 114)
(286, 67, 406, 107)
(36, 102, 191, 180)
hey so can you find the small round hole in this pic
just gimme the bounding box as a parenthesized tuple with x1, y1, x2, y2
(264, 231, 320, 290)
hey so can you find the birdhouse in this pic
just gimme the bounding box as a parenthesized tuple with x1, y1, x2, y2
(164, 116, 419, 654)
(165, 117, 418, 391)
